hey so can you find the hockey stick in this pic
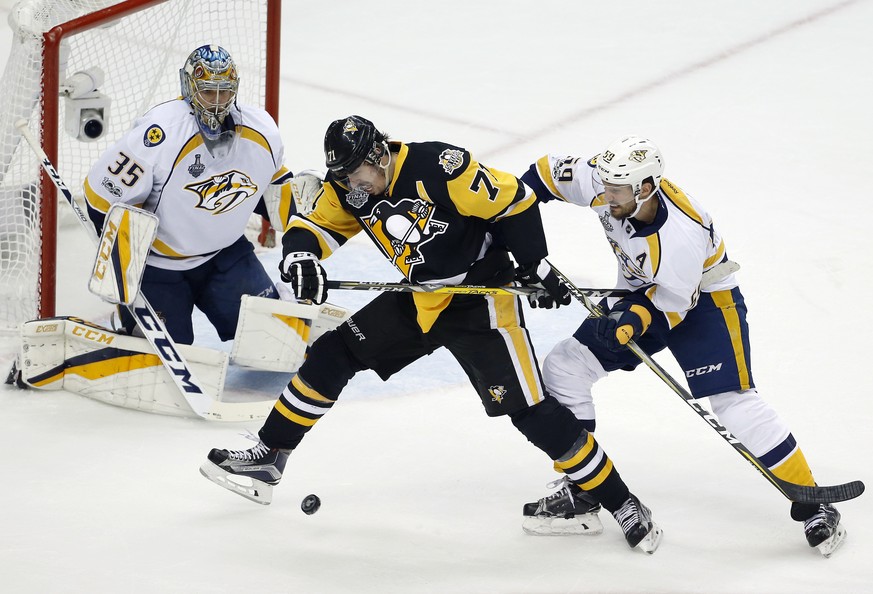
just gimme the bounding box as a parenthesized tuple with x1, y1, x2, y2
(15, 119, 273, 421)
(546, 260, 864, 504)
(326, 279, 627, 300)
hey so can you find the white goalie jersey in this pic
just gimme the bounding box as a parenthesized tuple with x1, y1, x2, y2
(526, 154, 738, 327)
(83, 98, 286, 271)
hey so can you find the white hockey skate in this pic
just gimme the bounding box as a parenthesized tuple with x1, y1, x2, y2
(803, 504, 846, 558)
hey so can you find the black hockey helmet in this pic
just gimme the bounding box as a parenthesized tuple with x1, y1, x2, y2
(324, 115, 384, 177)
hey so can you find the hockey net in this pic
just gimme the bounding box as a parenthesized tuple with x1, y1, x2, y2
(0, 0, 280, 332)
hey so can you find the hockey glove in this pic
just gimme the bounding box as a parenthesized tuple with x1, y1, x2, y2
(515, 260, 572, 309)
(290, 169, 325, 216)
(594, 292, 655, 351)
(280, 251, 328, 304)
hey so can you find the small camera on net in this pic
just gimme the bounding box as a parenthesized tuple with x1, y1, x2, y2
(61, 68, 111, 142)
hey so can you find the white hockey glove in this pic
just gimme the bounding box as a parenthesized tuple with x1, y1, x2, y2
(290, 169, 325, 216)
(280, 251, 328, 304)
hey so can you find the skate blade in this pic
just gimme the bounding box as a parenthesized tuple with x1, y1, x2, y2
(817, 523, 847, 558)
(199, 461, 273, 505)
(636, 523, 663, 555)
(522, 513, 604, 536)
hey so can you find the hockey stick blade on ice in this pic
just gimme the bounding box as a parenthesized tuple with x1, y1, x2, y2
(546, 259, 864, 504)
(14, 118, 271, 421)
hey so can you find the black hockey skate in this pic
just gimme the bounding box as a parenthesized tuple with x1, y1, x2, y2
(611, 493, 662, 554)
(801, 503, 846, 558)
(522, 477, 603, 536)
(200, 436, 289, 505)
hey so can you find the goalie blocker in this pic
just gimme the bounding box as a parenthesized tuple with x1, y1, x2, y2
(10, 297, 349, 419)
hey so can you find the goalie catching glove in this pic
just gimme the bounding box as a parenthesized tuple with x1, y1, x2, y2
(280, 251, 328, 304)
(594, 292, 657, 351)
(515, 260, 571, 309)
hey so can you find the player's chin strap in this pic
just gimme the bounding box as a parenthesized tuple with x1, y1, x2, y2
(545, 258, 864, 505)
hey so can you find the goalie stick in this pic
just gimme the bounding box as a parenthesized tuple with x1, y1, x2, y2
(15, 119, 272, 422)
(546, 260, 864, 504)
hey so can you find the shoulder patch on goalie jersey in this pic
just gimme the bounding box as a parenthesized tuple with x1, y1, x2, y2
(144, 125, 165, 147)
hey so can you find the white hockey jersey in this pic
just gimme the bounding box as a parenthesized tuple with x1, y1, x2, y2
(527, 154, 738, 328)
(84, 99, 285, 270)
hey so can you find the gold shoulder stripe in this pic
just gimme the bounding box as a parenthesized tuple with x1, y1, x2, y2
(238, 125, 273, 155)
(173, 134, 204, 169)
(660, 178, 704, 226)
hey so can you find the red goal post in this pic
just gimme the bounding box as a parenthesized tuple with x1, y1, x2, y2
(0, 0, 281, 331)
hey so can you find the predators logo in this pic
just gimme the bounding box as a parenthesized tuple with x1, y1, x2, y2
(185, 170, 258, 214)
(364, 197, 448, 276)
(629, 149, 648, 163)
(606, 236, 647, 286)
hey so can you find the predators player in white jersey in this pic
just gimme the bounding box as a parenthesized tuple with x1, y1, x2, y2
(200, 116, 664, 553)
(83, 45, 286, 344)
(519, 136, 845, 556)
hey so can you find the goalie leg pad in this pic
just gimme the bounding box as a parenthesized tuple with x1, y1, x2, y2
(17, 317, 227, 418)
(230, 296, 350, 372)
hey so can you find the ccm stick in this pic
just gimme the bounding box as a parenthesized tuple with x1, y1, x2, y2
(546, 260, 864, 504)
(15, 119, 272, 421)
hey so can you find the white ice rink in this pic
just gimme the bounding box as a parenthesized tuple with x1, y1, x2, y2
(1, 1, 872, 592)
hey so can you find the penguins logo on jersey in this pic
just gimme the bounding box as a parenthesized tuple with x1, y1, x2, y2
(606, 237, 647, 286)
(488, 385, 507, 404)
(185, 170, 258, 214)
(364, 197, 448, 275)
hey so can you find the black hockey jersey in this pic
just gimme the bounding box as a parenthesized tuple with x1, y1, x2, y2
(281, 140, 549, 330)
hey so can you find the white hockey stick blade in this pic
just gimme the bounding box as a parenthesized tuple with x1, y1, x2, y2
(88, 203, 158, 305)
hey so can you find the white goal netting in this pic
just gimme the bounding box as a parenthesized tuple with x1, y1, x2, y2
(0, 0, 277, 332)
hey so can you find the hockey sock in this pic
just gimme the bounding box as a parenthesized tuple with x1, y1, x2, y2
(555, 431, 631, 513)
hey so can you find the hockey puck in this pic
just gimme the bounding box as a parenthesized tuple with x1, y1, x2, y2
(301, 494, 321, 515)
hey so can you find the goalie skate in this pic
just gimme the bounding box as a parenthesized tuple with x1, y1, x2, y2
(522, 477, 603, 536)
(199, 438, 289, 505)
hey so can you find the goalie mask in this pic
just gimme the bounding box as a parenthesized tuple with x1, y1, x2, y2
(180, 45, 239, 140)
(324, 115, 389, 180)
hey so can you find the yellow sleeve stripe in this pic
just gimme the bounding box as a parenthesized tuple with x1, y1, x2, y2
(660, 178, 704, 226)
(271, 165, 290, 183)
(704, 240, 726, 269)
(710, 290, 752, 390)
(83, 177, 111, 213)
(493, 187, 536, 221)
(535, 156, 565, 200)
(285, 217, 338, 259)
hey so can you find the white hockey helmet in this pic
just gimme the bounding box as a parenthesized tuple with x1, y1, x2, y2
(596, 136, 664, 200)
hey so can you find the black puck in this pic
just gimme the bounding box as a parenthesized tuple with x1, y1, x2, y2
(301, 494, 321, 515)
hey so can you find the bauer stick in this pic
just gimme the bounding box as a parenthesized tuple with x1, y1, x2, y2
(326, 279, 627, 300)
(15, 119, 272, 421)
(546, 260, 864, 504)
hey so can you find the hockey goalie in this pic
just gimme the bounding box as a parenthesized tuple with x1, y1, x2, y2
(8, 45, 345, 420)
